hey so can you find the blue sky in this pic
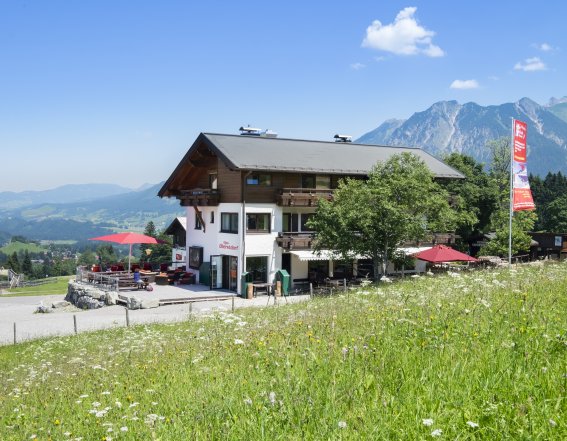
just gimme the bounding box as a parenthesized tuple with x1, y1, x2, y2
(1, 1, 565, 192)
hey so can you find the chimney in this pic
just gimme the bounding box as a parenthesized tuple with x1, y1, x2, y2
(334, 134, 352, 143)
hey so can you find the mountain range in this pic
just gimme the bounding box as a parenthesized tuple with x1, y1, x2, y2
(0, 183, 184, 243)
(356, 96, 567, 176)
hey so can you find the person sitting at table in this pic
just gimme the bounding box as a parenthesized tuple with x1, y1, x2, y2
(133, 268, 145, 288)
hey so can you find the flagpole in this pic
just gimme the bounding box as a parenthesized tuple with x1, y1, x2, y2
(508, 119, 514, 266)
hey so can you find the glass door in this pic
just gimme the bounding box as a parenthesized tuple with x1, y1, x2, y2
(210, 255, 223, 289)
(229, 256, 238, 291)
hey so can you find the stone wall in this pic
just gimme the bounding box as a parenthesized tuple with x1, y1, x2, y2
(65, 281, 118, 309)
(65, 281, 159, 310)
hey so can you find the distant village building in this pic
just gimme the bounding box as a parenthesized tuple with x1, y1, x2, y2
(159, 131, 463, 294)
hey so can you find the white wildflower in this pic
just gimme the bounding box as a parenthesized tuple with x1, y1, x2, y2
(234, 339, 244, 345)
(120, 426, 128, 432)
(466, 421, 479, 428)
(549, 419, 557, 427)
(269, 391, 276, 405)
(422, 418, 434, 426)
(338, 421, 347, 429)
(244, 398, 252, 405)
(431, 428, 442, 437)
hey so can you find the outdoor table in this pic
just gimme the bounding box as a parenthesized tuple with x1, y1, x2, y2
(252, 282, 273, 297)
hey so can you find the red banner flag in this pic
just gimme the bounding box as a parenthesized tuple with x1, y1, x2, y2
(512, 119, 535, 211)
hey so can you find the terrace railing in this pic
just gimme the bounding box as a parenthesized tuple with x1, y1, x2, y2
(276, 232, 315, 250)
(76, 267, 120, 292)
(178, 188, 220, 206)
(277, 188, 334, 206)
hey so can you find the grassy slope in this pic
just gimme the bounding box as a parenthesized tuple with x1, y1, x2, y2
(0, 241, 45, 255)
(0, 263, 565, 440)
(1, 276, 72, 296)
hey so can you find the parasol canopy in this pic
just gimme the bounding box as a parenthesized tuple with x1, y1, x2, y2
(89, 232, 163, 272)
(412, 244, 478, 263)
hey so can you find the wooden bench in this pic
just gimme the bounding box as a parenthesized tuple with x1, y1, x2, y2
(118, 277, 149, 290)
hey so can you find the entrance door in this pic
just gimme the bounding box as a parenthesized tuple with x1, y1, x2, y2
(229, 256, 238, 291)
(282, 253, 291, 275)
(210, 255, 223, 289)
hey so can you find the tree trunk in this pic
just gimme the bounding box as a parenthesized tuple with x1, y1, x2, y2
(382, 241, 389, 277)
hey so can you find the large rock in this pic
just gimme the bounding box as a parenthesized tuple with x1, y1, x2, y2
(127, 296, 143, 310)
(52, 300, 70, 309)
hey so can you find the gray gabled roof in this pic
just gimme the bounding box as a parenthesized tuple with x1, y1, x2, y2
(202, 133, 464, 178)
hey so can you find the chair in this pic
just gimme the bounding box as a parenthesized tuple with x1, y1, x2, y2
(131, 264, 141, 272)
(143, 262, 152, 271)
(160, 263, 169, 272)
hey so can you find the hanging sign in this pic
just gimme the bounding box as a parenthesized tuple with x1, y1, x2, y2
(512, 120, 535, 211)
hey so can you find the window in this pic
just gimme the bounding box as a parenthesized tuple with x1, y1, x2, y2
(247, 213, 271, 233)
(210, 212, 215, 223)
(283, 213, 299, 232)
(246, 256, 268, 282)
(316, 175, 331, 189)
(221, 213, 238, 233)
(195, 213, 202, 230)
(301, 174, 315, 188)
(209, 172, 218, 189)
(188, 246, 204, 270)
(246, 174, 272, 186)
(301, 213, 314, 232)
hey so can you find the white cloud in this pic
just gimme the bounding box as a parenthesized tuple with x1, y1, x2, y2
(350, 62, 366, 70)
(514, 57, 546, 72)
(362, 7, 444, 57)
(532, 42, 554, 52)
(450, 79, 479, 90)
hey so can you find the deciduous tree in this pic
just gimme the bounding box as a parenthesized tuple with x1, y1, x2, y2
(308, 153, 457, 280)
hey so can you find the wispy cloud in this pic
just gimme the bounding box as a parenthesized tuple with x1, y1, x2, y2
(450, 79, 479, 90)
(362, 7, 444, 57)
(350, 62, 366, 70)
(532, 42, 554, 52)
(514, 57, 546, 72)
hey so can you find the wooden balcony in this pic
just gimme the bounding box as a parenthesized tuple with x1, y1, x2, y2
(276, 232, 315, 250)
(178, 188, 220, 206)
(277, 188, 334, 206)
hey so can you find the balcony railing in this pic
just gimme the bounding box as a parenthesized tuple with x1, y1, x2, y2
(277, 188, 334, 206)
(178, 188, 220, 206)
(276, 232, 315, 250)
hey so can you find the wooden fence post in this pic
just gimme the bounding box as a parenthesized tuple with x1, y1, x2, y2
(125, 308, 130, 327)
(73, 315, 78, 335)
(231, 295, 235, 312)
(13, 322, 16, 345)
(309, 283, 313, 299)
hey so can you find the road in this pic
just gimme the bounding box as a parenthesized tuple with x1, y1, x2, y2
(0, 292, 309, 346)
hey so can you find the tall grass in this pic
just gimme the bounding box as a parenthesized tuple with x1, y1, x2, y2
(0, 262, 565, 440)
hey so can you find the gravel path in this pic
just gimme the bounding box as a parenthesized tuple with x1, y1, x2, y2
(0, 292, 309, 346)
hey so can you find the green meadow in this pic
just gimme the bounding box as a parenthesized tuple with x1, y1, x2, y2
(1, 276, 73, 297)
(0, 263, 565, 440)
(0, 241, 46, 255)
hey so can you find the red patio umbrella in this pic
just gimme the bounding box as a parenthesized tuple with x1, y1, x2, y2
(412, 244, 478, 263)
(89, 232, 163, 272)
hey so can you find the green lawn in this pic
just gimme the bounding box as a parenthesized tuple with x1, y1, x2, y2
(0, 263, 565, 440)
(0, 240, 46, 255)
(1, 275, 73, 297)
